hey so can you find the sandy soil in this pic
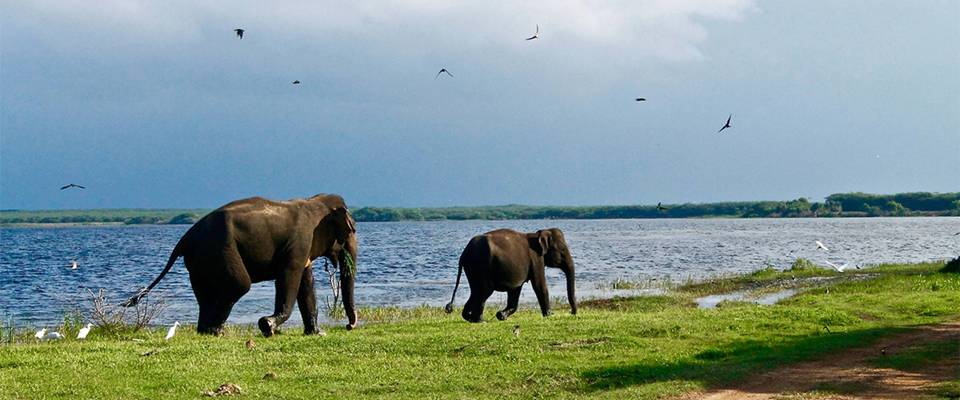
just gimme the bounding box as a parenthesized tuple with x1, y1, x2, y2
(679, 322, 960, 400)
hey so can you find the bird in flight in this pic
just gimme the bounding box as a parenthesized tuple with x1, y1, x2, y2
(635, 98, 646, 102)
(292, 80, 300, 85)
(656, 202, 668, 212)
(525, 24, 539, 40)
(815, 240, 829, 251)
(60, 183, 86, 190)
(824, 260, 849, 273)
(436, 68, 453, 78)
(70, 260, 79, 270)
(234, 28, 244, 39)
(717, 114, 732, 133)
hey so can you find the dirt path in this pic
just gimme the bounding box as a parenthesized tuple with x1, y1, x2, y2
(680, 322, 960, 400)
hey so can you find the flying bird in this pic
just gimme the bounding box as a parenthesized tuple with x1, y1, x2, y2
(635, 98, 646, 102)
(70, 260, 79, 270)
(815, 240, 829, 251)
(717, 114, 732, 133)
(525, 24, 539, 40)
(35, 328, 47, 340)
(824, 260, 849, 273)
(436, 68, 453, 78)
(233, 28, 244, 39)
(656, 202, 668, 212)
(60, 184, 86, 190)
(165, 321, 180, 340)
(77, 323, 93, 340)
(292, 80, 300, 85)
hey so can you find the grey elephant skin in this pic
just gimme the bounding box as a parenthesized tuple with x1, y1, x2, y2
(446, 228, 577, 322)
(123, 194, 358, 337)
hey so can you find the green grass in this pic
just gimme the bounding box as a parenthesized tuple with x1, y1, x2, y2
(0, 261, 957, 399)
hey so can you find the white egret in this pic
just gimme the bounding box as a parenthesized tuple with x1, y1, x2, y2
(34, 328, 47, 340)
(815, 240, 829, 251)
(77, 323, 93, 340)
(44, 331, 64, 340)
(825, 260, 849, 272)
(165, 321, 180, 340)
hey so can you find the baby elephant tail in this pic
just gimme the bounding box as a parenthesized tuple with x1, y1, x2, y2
(444, 262, 464, 313)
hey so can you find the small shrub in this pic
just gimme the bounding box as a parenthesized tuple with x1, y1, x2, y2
(87, 289, 166, 334)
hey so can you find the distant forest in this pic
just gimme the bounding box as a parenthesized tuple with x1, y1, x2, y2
(1, 192, 958, 225)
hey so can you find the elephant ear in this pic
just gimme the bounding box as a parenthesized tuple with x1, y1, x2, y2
(528, 230, 550, 256)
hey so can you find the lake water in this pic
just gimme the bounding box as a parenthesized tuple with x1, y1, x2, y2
(1, 217, 957, 327)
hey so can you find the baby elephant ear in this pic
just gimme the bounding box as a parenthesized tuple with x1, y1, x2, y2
(528, 230, 550, 256)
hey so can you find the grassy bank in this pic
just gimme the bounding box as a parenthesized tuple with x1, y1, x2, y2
(1, 261, 957, 399)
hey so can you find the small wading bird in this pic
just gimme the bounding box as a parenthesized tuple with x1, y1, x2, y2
(233, 28, 244, 39)
(34, 328, 46, 340)
(436, 68, 453, 78)
(656, 202, 668, 212)
(77, 323, 92, 340)
(635, 98, 646, 102)
(44, 331, 64, 340)
(717, 114, 732, 133)
(245, 339, 255, 350)
(824, 260, 849, 273)
(815, 240, 829, 251)
(525, 24, 539, 40)
(60, 183, 85, 190)
(513, 325, 521, 337)
(165, 321, 180, 340)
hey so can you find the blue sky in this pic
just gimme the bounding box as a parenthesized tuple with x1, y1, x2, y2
(2, 1, 958, 209)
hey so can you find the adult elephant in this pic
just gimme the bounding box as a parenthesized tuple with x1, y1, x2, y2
(445, 228, 577, 322)
(122, 194, 358, 337)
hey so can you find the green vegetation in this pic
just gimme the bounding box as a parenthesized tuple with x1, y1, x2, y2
(1, 261, 957, 399)
(0, 209, 206, 225)
(2, 192, 957, 225)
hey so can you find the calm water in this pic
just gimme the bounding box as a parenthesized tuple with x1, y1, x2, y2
(1, 218, 957, 326)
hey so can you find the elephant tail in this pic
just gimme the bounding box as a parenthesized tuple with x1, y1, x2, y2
(121, 240, 184, 307)
(444, 262, 464, 314)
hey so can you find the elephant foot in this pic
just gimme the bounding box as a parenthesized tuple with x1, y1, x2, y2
(303, 326, 327, 336)
(258, 317, 277, 337)
(197, 325, 226, 336)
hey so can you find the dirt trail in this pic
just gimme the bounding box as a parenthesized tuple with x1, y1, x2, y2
(680, 322, 960, 400)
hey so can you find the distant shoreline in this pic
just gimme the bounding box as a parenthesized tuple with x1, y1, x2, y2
(2, 192, 958, 225)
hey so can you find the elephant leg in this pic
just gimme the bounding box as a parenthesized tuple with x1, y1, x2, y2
(190, 254, 250, 335)
(462, 287, 493, 323)
(296, 265, 322, 335)
(259, 261, 305, 337)
(496, 286, 522, 321)
(530, 273, 552, 317)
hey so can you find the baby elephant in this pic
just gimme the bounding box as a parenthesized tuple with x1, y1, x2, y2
(445, 228, 577, 322)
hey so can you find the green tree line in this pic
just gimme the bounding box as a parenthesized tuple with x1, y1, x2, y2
(2, 192, 957, 225)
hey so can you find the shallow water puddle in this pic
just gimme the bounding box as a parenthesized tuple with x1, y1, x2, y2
(695, 288, 798, 309)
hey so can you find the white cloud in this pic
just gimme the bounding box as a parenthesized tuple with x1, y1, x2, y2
(5, 0, 757, 63)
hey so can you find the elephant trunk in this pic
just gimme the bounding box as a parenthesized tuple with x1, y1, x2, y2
(564, 257, 577, 315)
(340, 236, 359, 330)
